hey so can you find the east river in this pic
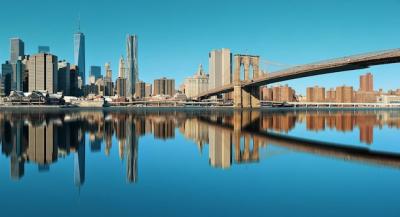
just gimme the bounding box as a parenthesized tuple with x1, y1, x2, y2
(1, 108, 400, 217)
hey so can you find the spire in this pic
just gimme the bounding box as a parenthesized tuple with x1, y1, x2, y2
(196, 64, 204, 75)
(119, 56, 125, 78)
(77, 13, 81, 32)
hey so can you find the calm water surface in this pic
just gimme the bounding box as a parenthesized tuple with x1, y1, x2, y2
(1, 108, 400, 217)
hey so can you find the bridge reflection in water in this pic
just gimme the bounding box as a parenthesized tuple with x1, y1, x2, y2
(1, 109, 400, 184)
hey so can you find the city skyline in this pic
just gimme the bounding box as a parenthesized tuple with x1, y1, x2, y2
(0, 0, 399, 94)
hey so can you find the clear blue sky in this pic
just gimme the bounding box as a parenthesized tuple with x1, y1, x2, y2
(0, 0, 399, 94)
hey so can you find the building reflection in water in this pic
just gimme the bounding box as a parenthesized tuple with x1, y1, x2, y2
(1, 110, 400, 183)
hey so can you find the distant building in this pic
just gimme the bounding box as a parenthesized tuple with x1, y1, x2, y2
(90, 66, 102, 81)
(355, 72, 376, 103)
(38, 46, 50, 53)
(145, 83, 152, 97)
(135, 81, 145, 99)
(10, 38, 24, 64)
(57, 61, 71, 95)
(118, 56, 125, 78)
(1, 61, 13, 96)
(116, 77, 127, 97)
(153, 77, 175, 97)
(326, 88, 336, 102)
(261, 86, 273, 101)
(209, 48, 231, 91)
(104, 63, 113, 96)
(360, 72, 373, 92)
(74, 32, 85, 85)
(11, 59, 25, 91)
(70, 65, 80, 96)
(28, 53, 58, 93)
(377, 95, 400, 104)
(354, 91, 377, 103)
(269, 85, 295, 102)
(126, 34, 138, 98)
(336, 85, 353, 103)
(184, 64, 209, 99)
(306, 86, 325, 102)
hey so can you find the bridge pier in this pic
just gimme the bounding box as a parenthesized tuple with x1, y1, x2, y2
(233, 86, 261, 108)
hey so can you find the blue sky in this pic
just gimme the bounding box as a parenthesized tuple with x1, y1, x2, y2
(0, 0, 399, 94)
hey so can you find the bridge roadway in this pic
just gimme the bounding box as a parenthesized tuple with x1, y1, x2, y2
(198, 116, 400, 169)
(197, 48, 400, 99)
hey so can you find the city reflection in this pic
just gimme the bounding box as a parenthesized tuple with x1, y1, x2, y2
(1, 109, 400, 184)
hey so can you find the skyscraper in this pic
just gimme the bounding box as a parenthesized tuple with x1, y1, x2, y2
(118, 56, 125, 78)
(1, 61, 13, 96)
(10, 38, 24, 64)
(28, 53, 58, 93)
(9, 38, 25, 92)
(126, 35, 138, 98)
(90, 66, 101, 80)
(57, 61, 71, 95)
(74, 32, 85, 85)
(104, 62, 114, 96)
(209, 48, 232, 89)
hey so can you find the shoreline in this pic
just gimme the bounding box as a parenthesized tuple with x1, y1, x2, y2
(0, 105, 400, 112)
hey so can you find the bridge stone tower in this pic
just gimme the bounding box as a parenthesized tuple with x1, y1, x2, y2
(233, 54, 261, 108)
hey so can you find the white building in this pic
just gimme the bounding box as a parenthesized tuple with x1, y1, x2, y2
(208, 48, 231, 89)
(377, 95, 400, 104)
(184, 64, 209, 99)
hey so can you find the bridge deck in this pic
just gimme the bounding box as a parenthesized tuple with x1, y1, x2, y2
(197, 49, 400, 99)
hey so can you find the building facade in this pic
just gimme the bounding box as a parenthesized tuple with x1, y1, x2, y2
(360, 72, 373, 92)
(28, 53, 58, 93)
(306, 86, 325, 102)
(74, 32, 85, 85)
(90, 66, 102, 81)
(135, 81, 145, 99)
(326, 88, 336, 102)
(145, 83, 152, 97)
(57, 61, 71, 95)
(184, 64, 209, 99)
(208, 48, 231, 90)
(1, 61, 13, 96)
(116, 77, 127, 97)
(126, 35, 138, 98)
(153, 77, 175, 97)
(104, 63, 113, 96)
(336, 86, 353, 103)
(10, 38, 24, 64)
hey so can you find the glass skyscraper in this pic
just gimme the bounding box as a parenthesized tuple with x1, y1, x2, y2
(10, 38, 24, 64)
(90, 66, 102, 80)
(9, 38, 25, 92)
(38, 46, 50, 53)
(126, 34, 138, 98)
(74, 32, 85, 85)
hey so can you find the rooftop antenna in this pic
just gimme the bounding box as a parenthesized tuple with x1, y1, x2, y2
(77, 12, 81, 32)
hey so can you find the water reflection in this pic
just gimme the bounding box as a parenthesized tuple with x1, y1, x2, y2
(1, 109, 400, 183)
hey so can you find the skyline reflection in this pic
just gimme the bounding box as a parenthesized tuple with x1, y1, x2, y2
(1, 109, 400, 184)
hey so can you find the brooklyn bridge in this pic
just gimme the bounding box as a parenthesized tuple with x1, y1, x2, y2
(196, 49, 400, 108)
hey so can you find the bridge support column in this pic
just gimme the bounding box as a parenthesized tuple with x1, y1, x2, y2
(233, 85, 242, 108)
(242, 88, 251, 108)
(234, 86, 261, 108)
(249, 86, 260, 108)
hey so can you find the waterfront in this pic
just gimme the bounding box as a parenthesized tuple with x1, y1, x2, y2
(0, 108, 400, 216)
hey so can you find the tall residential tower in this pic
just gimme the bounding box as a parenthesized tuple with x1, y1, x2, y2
(126, 35, 138, 98)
